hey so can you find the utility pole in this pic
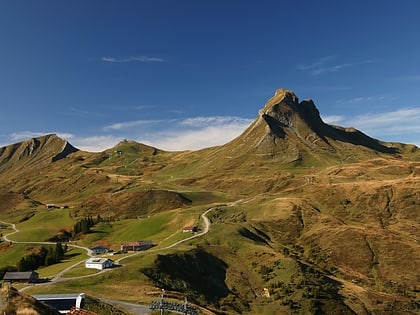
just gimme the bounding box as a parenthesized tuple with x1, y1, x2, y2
(160, 289, 165, 315)
(184, 297, 188, 315)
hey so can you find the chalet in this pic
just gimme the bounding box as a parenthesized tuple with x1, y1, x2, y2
(90, 245, 109, 255)
(182, 226, 198, 233)
(85, 258, 114, 270)
(120, 240, 154, 252)
(2, 271, 39, 283)
(46, 204, 56, 209)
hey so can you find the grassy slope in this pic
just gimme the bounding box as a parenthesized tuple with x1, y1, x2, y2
(0, 138, 419, 314)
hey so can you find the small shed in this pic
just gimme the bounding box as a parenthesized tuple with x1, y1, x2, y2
(3, 271, 39, 283)
(182, 226, 198, 233)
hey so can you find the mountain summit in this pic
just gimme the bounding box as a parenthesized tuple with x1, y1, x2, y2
(0, 134, 78, 172)
(219, 89, 401, 165)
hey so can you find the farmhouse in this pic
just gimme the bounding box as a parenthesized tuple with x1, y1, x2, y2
(85, 257, 113, 270)
(120, 240, 154, 252)
(182, 226, 198, 233)
(2, 271, 39, 283)
(90, 245, 109, 255)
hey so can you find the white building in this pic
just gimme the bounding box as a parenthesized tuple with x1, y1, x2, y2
(33, 293, 85, 314)
(85, 257, 113, 270)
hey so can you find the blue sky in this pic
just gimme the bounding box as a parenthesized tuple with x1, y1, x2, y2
(1, 1, 420, 151)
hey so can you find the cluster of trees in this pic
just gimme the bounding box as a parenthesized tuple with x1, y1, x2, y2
(72, 216, 99, 238)
(17, 243, 67, 271)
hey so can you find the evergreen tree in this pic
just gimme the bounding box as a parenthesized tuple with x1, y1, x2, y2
(55, 242, 64, 261)
(45, 249, 56, 266)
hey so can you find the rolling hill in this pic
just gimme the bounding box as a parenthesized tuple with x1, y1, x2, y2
(0, 89, 419, 314)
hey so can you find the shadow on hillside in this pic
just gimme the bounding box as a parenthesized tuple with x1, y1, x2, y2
(64, 252, 81, 259)
(238, 227, 270, 245)
(141, 248, 229, 303)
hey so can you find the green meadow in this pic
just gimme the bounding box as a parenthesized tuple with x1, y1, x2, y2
(7, 208, 73, 242)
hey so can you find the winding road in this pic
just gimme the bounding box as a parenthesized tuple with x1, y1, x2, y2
(0, 206, 215, 314)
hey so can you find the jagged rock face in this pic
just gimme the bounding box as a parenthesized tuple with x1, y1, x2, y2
(259, 89, 329, 147)
(220, 89, 400, 165)
(0, 134, 78, 172)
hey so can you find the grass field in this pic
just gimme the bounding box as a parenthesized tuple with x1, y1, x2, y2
(7, 208, 73, 242)
(35, 247, 88, 278)
(0, 243, 28, 267)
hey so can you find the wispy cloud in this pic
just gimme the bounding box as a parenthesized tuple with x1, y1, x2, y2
(297, 55, 335, 72)
(101, 55, 164, 63)
(141, 117, 252, 151)
(322, 115, 344, 124)
(100, 115, 252, 151)
(104, 119, 165, 131)
(325, 108, 420, 146)
(347, 108, 420, 134)
(69, 135, 122, 152)
(180, 116, 251, 127)
(298, 56, 372, 76)
(9, 131, 74, 142)
(336, 95, 392, 105)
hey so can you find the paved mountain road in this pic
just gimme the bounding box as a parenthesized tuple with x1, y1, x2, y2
(0, 205, 217, 314)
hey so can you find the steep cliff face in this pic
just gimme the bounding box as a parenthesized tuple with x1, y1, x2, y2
(0, 134, 78, 171)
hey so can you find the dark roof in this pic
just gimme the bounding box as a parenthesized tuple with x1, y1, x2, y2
(122, 240, 153, 246)
(3, 271, 38, 280)
(90, 245, 108, 250)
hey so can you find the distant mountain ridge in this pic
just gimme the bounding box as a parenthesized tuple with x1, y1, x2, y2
(0, 89, 417, 166)
(0, 134, 78, 172)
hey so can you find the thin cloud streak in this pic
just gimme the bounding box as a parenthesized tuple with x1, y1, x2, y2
(322, 115, 344, 124)
(298, 56, 372, 76)
(297, 55, 336, 72)
(348, 108, 420, 133)
(101, 55, 164, 63)
(180, 116, 252, 127)
(104, 119, 164, 131)
(325, 108, 420, 146)
(10, 131, 74, 142)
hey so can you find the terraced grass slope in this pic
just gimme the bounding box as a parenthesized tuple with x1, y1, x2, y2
(0, 89, 419, 314)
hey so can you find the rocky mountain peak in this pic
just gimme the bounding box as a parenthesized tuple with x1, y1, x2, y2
(259, 89, 323, 131)
(262, 89, 299, 111)
(0, 134, 79, 172)
(220, 88, 400, 164)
